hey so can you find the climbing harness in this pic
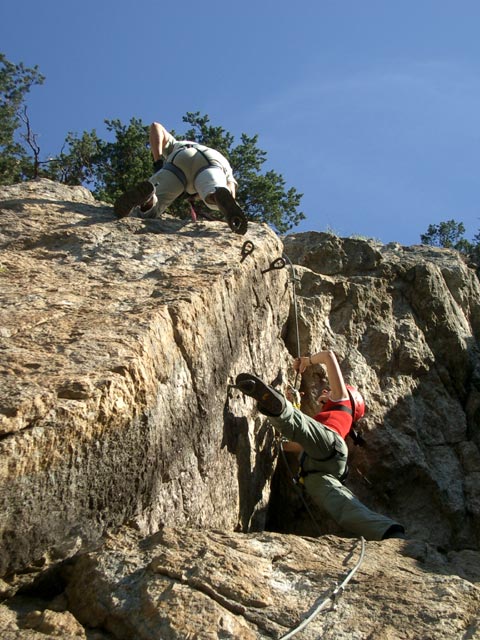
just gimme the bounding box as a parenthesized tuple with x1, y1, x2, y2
(295, 450, 350, 485)
(162, 142, 225, 190)
(277, 536, 366, 640)
(161, 142, 226, 222)
(331, 408, 366, 447)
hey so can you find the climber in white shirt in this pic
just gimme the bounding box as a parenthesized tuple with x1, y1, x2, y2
(113, 121, 247, 235)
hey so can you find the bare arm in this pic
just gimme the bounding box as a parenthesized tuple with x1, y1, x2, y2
(149, 122, 175, 161)
(226, 179, 236, 198)
(294, 350, 348, 401)
(282, 441, 304, 454)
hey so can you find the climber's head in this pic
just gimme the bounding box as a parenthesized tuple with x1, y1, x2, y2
(317, 386, 331, 406)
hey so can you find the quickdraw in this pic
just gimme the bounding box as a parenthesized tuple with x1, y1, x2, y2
(272, 253, 365, 639)
(234, 250, 367, 639)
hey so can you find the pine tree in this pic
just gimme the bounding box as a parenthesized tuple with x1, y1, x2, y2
(49, 112, 304, 233)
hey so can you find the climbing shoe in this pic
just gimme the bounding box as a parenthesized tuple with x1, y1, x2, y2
(234, 373, 286, 416)
(114, 181, 156, 219)
(214, 187, 248, 235)
(381, 524, 407, 540)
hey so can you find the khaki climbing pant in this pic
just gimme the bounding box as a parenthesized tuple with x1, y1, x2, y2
(147, 146, 231, 216)
(267, 399, 400, 541)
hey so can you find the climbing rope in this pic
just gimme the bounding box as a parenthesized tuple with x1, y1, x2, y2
(260, 251, 301, 395)
(282, 254, 301, 362)
(274, 253, 322, 532)
(269, 253, 367, 640)
(278, 536, 366, 639)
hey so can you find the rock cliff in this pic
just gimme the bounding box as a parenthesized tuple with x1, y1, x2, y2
(272, 232, 480, 550)
(0, 180, 479, 638)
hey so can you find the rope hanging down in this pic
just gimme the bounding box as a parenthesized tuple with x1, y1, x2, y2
(274, 253, 319, 530)
(278, 536, 366, 640)
(268, 253, 367, 640)
(282, 253, 301, 389)
(262, 252, 301, 387)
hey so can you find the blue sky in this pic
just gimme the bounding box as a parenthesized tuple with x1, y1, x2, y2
(2, 0, 480, 245)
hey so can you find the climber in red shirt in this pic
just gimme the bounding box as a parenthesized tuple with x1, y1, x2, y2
(235, 350, 406, 541)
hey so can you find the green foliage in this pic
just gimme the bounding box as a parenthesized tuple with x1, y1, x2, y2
(420, 219, 470, 251)
(49, 111, 304, 233)
(0, 55, 303, 232)
(95, 119, 153, 202)
(470, 230, 480, 266)
(0, 53, 44, 184)
(47, 118, 153, 202)
(421, 218, 480, 275)
(177, 112, 304, 232)
(47, 129, 103, 186)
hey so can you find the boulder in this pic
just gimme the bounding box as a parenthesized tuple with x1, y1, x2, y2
(0, 180, 290, 579)
(3, 526, 478, 640)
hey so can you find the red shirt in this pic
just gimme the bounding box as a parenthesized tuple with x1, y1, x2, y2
(314, 398, 352, 439)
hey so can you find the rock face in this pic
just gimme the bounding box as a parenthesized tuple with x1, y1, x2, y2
(2, 526, 480, 639)
(276, 233, 480, 550)
(1, 181, 480, 639)
(0, 180, 290, 579)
